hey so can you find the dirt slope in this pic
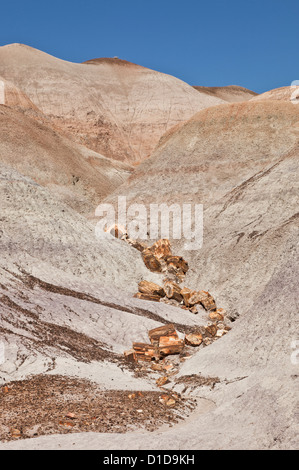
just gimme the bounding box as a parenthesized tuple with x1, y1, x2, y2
(0, 105, 132, 215)
(108, 99, 299, 315)
(107, 100, 299, 209)
(7, 98, 295, 450)
(0, 76, 39, 111)
(0, 43, 225, 163)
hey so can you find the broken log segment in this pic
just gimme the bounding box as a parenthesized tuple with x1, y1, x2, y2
(148, 323, 178, 343)
(181, 287, 200, 307)
(197, 290, 217, 311)
(133, 292, 161, 302)
(124, 349, 137, 362)
(181, 287, 217, 311)
(185, 333, 203, 347)
(205, 324, 217, 337)
(148, 324, 185, 356)
(163, 280, 183, 302)
(142, 249, 162, 272)
(132, 342, 158, 361)
(159, 340, 185, 357)
(138, 280, 165, 297)
(165, 255, 189, 274)
(159, 335, 181, 346)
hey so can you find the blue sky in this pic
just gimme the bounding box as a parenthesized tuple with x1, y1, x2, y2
(1, 0, 299, 93)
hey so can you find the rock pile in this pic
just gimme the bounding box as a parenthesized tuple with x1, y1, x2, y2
(106, 229, 231, 363)
(124, 324, 185, 363)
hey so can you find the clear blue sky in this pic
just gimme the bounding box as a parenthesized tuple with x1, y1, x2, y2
(1, 0, 299, 93)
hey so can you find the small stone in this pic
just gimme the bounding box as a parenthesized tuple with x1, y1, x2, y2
(11, 428, 21, 437)
(209, 310, 224, 321)
(185, 333, 203, 346)
(189, 306, 198, 314)
(203, 337, 212, 346)
(159, 394, 169, 404)
(151, 363, 164, 372)
(163, 364, 174, 371)
(128, 393, 136, 399)
(166, 398, 176, 406)
(156, 376, 169, 387)
(205, 324, 217, 337)
(216, 329, 226, 337)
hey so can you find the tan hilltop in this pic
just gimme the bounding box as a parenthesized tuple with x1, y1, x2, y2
(251, 85, 299, 103)
(193, 84, 258, 102)
(0, 43, 225, 163)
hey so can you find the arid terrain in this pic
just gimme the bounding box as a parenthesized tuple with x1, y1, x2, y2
(0, 44, 298, 450)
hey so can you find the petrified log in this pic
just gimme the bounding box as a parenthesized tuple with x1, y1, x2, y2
(180, 287, 200, 307)
(159, 340, 185, 357)
(142, 248, 162, 272)
(209, 309, 225, 321)
(163, 280, 183, 302)
(149, 239, 172, 260)
(133, 292, 161, 302)
(197, 290, 217, 311)
(148, 324, 178, 343)
(124, 349, 137, 362)
(185, 333, 203, 346)
(165, 256, 189, 274)
(148, 324, 184, 356)
(205, 324, 217, 337)
(138, 280, 164, 297)
(132, 342, 158, 361)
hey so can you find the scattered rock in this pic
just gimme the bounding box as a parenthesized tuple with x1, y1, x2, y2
(156, 376, 170, 387)
(166, 398, 176, 407)
(209, 309, 225, 321)
(203, 337, 213, 346)
(138, 280, 165, 297)
(185, 333, 203, 347)
(124, 349, 137, 362)
(133, 292, 161, 302)
(163, 280, 183, 302)
(142, 248, 162, 272)
(205, 324, 217, 337)
(10, 428, 21, 438)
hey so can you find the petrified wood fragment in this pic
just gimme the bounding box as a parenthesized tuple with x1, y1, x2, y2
(163, 280, 183, 302)
(133, 292, 161, 302)
(142, 248, 162, 272)
(138, 280, 165, 297)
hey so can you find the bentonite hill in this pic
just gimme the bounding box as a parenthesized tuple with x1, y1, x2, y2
(0, 44, 298, 450)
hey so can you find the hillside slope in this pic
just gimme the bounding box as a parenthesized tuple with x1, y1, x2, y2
(0, 44, 225, 163)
